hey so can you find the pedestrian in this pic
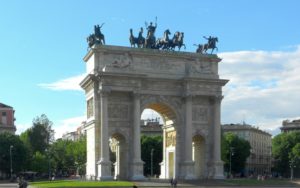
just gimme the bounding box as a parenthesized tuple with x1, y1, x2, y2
(173, 178, 177, 188)
(170, 177, 174, 187)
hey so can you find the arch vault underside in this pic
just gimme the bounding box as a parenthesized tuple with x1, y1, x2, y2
(80, 45, 228, 180)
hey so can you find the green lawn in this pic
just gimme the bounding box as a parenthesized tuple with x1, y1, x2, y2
(29, 180, 134, 187)
(224, 178, 297, 186)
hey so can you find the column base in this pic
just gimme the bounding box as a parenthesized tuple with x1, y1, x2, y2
(159, 161, 166, 179)
(97, 159, 113, 180)
(130, 159, 145, 180)
(181, 161, 197, 180)
(213, 160, 225, 179)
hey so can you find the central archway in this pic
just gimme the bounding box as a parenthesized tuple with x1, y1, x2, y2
(141, 100, 181, 179)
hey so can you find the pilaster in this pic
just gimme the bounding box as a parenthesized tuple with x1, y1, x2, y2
(181, 95, 196, 179)
(212, 95, 224, 179)
(97, 89, 113, 180)
(131, 92, 145, 180)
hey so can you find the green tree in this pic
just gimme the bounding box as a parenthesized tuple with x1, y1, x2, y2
(30, 151, 48, 173)
(141, 135, 162, 177)
(221, 132, 251, 175)
(272, 132, 300, 177)
(49, 136, 86, 176)
(0, 132, 28, 176)
(20, 114, 54, 155)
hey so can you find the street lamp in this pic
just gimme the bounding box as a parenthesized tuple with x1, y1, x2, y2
(229, 147, 234, 178)
(45, 149, 51, 180)
(151, 148, 154, 177)
(10, 145, 13, 179)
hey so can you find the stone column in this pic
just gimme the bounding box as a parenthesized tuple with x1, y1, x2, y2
(212, 96, 224, 179)
(97, 90, 113, 180)
(131, 92, 145, 180)
(182, 95, 196, 179)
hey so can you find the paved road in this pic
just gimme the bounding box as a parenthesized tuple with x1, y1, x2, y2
(0, 183, 18, 188)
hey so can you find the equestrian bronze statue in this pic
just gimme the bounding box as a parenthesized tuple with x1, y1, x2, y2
(195, 36, 218, 54)
(87, 23, 105, 48)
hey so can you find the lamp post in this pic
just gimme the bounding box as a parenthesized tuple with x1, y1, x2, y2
(45, 149, 51, 180)
(10, 145, 13, 179)
(150, 148, 154, 177)
(229, 147, 234, 178)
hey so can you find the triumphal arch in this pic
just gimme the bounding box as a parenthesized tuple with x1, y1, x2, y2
(80, 44, 228, 180)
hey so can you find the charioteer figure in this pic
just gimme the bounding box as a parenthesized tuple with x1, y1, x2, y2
(144, 17, 158, 48)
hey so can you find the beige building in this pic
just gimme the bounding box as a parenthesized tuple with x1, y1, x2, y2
(222, 123, 272, 176)
(280, 119, 300, 133)
(141, 119, 163, 137)
(62, 121, 86, 141)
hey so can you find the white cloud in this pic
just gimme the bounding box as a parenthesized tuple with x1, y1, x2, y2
(53, 116, 86, 139)
(15, 122, 32, 135)
(38, 74, 86, 91)
(219, 46, 300, 134)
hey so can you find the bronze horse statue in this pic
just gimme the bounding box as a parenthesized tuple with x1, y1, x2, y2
(155, 29, 171, 50)
(87, 24, 105, 49)
(129, 28, 145, 48)
(196, 36, 218, 54)
(170, 32, 186, 51)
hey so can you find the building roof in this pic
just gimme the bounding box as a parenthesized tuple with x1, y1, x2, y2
(222, 123, 272, 136)
(280, 119, 300, 131)
(0, 103, 13, 108)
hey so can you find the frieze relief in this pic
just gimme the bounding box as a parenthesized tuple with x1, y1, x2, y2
(104, 53, 133, 69)
(189, 83, 220, 93)
(103, 78, 139, 88)
(142, 80, 182, 91)
(134, 56, 184, 73)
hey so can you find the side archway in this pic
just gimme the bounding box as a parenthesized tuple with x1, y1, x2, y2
(192, 134, 206, 178)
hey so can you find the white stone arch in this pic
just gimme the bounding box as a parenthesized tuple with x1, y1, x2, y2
(140, 94, 184, 179)
(140, 94, 183, 127)
(81, 45, 228, 180)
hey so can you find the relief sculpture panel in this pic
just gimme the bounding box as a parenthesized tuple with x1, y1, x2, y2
(192, 106, 208, 123)
(108, 104, 129, 120)
(166, 131, 176, 147)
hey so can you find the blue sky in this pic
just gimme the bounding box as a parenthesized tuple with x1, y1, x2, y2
(1, 0, 300, 138)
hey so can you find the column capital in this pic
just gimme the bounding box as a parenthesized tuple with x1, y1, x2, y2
(98, 87, 111, 97)
(131, 90, 141, 98)
(209, 95, 224, 104)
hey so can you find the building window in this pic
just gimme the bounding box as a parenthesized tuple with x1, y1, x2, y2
(1, 112, 7, 125)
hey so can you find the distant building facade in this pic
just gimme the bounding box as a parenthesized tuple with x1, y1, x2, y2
(140, 119, 163, 137)
(62, 121, 86, 141)
(280, 119, 300, 133)
(0, 103, 16, 134)
(222, 123, 272, 176)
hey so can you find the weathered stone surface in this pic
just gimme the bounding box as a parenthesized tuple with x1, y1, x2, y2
(80, 45, 228, 180)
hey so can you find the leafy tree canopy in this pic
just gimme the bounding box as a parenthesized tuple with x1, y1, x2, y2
(222, 132, 251, 174)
